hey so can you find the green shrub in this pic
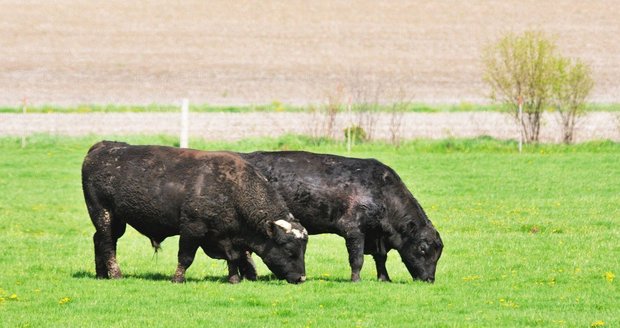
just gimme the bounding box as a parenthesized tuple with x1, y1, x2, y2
(551, 57, 594, 144)
(343, 125, 367, 144)
(483, 30, 558, 143)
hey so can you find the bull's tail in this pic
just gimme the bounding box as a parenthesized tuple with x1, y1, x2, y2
(86, 140, 129, 154)
(150, 239, 162, 253)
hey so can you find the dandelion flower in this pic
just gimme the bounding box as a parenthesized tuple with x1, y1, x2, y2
(462, 275, 480, 282)
(604, 272, 615, 283)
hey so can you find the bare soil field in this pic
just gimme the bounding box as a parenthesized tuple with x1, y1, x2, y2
(1, 0, 619, 106)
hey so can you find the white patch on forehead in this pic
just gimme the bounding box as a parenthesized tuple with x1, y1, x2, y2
(274, 219, 292, 232)
(291, 229, 304, 239)
(292, 228, 308, 239)
(276, 219, 308, 239)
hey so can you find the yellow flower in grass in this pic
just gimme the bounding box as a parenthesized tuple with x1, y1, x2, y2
(59, 297, 71, 305)
(604, 272, 614, 283)
(462, 275, 480, 282)
(499, 298, 519, 308)
(591, 320, 605, 327)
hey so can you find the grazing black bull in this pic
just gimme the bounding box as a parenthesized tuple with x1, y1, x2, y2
(81, 141, 308, 284)
(240, 151, 443, 282)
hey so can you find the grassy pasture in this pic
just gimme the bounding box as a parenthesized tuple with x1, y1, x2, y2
(0, 135, 618, 327)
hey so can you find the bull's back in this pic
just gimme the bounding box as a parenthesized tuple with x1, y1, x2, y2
(242, 151, 395, 233)
(83, 142, 194, 235)
(82, 142, 258, 238)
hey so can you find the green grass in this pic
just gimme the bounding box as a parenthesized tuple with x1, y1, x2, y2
(0, 135, 618, 327)
(2, 102, 619, 113)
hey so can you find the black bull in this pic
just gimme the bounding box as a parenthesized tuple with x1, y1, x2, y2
(240, 151, 443, 282)
(81, 141, 308, 284)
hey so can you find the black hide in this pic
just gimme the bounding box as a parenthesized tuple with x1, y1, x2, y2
(241, 151, 443, 282)
(81, 141, 307, 284)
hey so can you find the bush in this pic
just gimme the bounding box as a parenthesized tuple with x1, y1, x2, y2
(551, 58, 594, 144)
(483, 30, 557, 143)
(343, 125, 367, 144)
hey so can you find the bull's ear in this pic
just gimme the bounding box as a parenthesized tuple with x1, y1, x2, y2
(266, 221, 276, 238)
(266, 221, 286, 242)
(388, 234, 403, 249)
(407, 221, 418, 233)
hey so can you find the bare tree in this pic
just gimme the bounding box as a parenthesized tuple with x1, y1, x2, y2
(348, 73, 383, 141)
(323, 85, 344, 139)
(388, 88, 410, 146)
(305, 104, 324, 139)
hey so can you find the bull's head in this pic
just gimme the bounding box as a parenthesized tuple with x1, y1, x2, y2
(397, 223, 443, 283)
(259, 216, 308, 284)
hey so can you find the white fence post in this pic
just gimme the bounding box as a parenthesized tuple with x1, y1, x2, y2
(180, 98, 189, 148)
(518, 96, 523, 153)
(21, 97, 27, 148)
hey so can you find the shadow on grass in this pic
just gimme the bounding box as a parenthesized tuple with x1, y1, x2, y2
(72, 271, 283, 284)
(72, 270, 220, 283)
(304, 276, 412, 284)
(72, 270, 414, 284)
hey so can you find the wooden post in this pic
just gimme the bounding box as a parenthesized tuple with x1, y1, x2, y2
(180, 99, 189, 148)
(21, 97, 27, 148)
(518, 96, 523, 153)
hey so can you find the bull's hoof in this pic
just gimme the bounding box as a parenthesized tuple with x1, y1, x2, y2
(242, 273, 257, 281)
(351, 273, 361, 282)
(106, 269, 122, 279)
(171, 276, 185, 283)
(228, 275, 241, 284)
(378, 275, 391, 282)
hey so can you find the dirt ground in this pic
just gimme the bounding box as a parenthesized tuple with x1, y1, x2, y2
(1, 1, 619, 106)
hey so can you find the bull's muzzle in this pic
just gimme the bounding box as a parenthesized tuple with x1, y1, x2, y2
(287, 274, 306, 284)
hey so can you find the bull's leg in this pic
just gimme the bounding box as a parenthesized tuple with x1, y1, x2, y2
(226, 260, 241, 284)
(237, 251, 257, 281)
(93, 231, 109, 278)
(345, 235, 365, 282)
(91, 209, 123, 279)
(373, 254, 391, 282)
(172, 234, 201, 283)
(109, 218, 126, 278)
